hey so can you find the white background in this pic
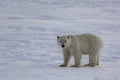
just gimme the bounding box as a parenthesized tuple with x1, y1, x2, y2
(0, 0, 120, 80)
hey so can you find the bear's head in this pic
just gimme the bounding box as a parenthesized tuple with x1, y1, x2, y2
(57, 35, 72, 49)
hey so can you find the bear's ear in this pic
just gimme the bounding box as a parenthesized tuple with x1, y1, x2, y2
(67, 35, 72, 39)
(57, 36, 59, 39)
(67, 36, 70, 39)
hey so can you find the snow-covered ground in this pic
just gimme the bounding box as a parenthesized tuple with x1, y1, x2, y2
(0, 0, 120, 80)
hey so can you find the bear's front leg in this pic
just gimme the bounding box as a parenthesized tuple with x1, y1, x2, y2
(71, 53, 81, 67)
(59, 49, 71, 67)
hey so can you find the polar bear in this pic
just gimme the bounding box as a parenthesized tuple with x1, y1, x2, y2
(57, 33, 103, 67)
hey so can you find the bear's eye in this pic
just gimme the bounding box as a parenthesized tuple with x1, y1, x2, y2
(60, 40, 62, 43)
(64, 40, 66, 42)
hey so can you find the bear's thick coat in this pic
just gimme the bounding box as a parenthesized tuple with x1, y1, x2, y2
(57, 33, 103, 67)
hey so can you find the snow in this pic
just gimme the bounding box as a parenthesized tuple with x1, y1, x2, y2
(0, 0, 120, 80)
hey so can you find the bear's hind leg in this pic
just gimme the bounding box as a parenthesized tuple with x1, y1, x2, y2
(96, 55, 100, 65)
(85, 54, 97, 67)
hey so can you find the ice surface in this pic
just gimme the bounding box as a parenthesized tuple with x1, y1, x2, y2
(0, 0, 120, 80)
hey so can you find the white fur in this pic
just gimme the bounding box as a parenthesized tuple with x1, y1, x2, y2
(57, 33, 103, 67)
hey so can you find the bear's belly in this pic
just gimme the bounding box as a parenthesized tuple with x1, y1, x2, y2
(80, 46, 89, 55)
(82, 51, 89, 55)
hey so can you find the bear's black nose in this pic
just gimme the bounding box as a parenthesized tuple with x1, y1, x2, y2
(62, 45, 65, 48)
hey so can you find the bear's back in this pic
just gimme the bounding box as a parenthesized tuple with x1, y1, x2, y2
(76, 33, 103, 49)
